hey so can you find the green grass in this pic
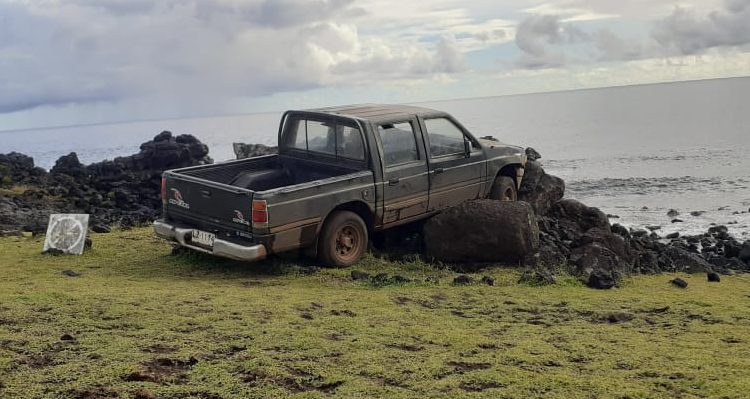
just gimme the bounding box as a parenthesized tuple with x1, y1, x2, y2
(1, 228, 750, 398)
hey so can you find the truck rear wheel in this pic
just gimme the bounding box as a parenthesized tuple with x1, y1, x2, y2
(489, 175, 517, 201)
(318, 211, 368, 267)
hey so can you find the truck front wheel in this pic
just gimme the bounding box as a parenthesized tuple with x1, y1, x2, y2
(318, 211, 368, 267)
(489, 175, 517, 201)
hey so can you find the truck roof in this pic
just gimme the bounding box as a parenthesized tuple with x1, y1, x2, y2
(303, 103, 446, 123)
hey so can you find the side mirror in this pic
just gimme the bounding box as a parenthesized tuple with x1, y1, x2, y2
(464, 140, 471, 157)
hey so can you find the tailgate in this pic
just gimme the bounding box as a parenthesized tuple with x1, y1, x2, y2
(164, 172, 253, 232)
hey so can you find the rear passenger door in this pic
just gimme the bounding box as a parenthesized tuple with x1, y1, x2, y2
(421, 116, 485, 211)
(376, 119, 430, 224)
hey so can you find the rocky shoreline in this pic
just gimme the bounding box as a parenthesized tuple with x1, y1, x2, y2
(0, 132, 211, 234)
(1, 134, 748, 288)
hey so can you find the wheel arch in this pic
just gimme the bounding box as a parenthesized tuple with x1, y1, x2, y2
(496, 163, 523, 189)
(319, 201, 374, 234)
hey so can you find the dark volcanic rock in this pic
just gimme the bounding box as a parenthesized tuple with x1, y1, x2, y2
(424, 200, 539, 263)
(50, 152, 87, 178)
(570, 244, 630, 283)
(0, 152, 47, 187)
(525, 147, 542, 161)
(707, 272, 721, 282)
(550, 199, 609, 232)
(233, 143, 278, 159)
(587, 269, 617, 289)
(670, 278, 688, 288)
(518, 269, 556, 286)
(351, 270, 371, 281)
(665, 247, 713, 274)
(452, 275, 474, 285)
(518, 160, 565, 216)
(738, 241, 750, 264)
(0, 131, 213, 232)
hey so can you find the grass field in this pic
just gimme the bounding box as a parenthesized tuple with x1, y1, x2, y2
(1, 228, 750, 399)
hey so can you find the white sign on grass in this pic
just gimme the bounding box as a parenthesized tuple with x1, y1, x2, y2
(43, 214, 90, 255)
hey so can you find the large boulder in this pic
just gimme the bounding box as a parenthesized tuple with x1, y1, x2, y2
(550, 199, 609, 232)
(0, 152, 47, 186)
(570, 243, 631, 287)
(424, 200, 539, 263)
(50, 152, 87, 179)
(518, 160, 565, 215)
(664, 247, 713, 274)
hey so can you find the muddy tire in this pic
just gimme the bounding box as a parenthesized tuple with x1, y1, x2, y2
(489, 175, 517, 201)
(317, 211, 368, 268)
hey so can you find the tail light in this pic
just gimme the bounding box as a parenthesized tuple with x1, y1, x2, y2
(160, 176, 167, 204)
(252, 199, 268, 227)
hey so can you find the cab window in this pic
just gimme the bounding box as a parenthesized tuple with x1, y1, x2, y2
(424, 117, 466, 157)
(377, 121, 419, 166)
(283, 116, 365, 160)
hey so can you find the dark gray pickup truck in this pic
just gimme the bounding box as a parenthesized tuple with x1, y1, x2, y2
(154, 104, 527, 266)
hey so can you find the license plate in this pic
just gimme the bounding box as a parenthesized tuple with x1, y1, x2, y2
(191, 230, 215, 247)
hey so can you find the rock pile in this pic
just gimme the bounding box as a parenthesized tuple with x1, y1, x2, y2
(0, 132, 212, 234)
(424, 147, 750, 288)
(233, 143, 278, 159)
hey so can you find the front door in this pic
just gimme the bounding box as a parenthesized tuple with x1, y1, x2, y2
(421, 116, 485, 211)
(376, 119, 430, 224)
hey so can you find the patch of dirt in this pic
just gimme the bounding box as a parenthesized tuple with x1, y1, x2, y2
(385, 343, 425, 352)
(142, 344, 178, 354)
(638, 306, 671, 314)
(445, 361, 492, 374)
(241, 368, 344, 393)
(458, 381, 506, 392)
(326, 333, 344, 341)
(600, 312, 635, 324)
(123, 357, 197, 384)
(330, 309, 356, 317)
(392, 296, 411, 305)
(132, 388, 156, 399)
(22, 353, 54, 368)
(68, 387, 119, 399)
(358, 371, 411, 389)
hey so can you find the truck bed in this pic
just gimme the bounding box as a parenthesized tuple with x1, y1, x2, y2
(177, 154, 363, 191)
(162, 154, 374, 249)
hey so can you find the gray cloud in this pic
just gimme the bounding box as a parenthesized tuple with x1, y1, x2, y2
(594, 29, 645, 61)
(0, 0, 461, 115)
(514, 14, 588, 69)
(652, 0, 750, 55)
(435, 36, 468, 73)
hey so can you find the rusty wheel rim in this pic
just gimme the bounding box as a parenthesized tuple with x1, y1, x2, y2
(502, 187, 515, 201)
(334, 225, 361, 262)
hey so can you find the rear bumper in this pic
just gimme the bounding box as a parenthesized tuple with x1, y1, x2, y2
(153, 219, 267, 262)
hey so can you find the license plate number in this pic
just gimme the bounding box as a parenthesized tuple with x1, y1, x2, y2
(191, 230, 215, 247)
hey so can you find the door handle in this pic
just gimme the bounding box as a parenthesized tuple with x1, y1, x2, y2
(433, 168, 444, 175)
(388, 178, 400, 186)
(200, 189, 212, 197)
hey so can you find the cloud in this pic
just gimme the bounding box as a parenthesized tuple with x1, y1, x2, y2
(652, 0, 750, 55)
(594, 29, 645, 61)
(514, 14, 588, 69)
(0, 0, 477, 115)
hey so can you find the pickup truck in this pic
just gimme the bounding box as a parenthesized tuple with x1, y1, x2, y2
(154, 104, 527, 267)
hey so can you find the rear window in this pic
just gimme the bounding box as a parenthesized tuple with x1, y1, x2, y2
(282, 116, 365, 160)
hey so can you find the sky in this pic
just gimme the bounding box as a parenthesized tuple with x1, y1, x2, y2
(1, 0, 749, 131)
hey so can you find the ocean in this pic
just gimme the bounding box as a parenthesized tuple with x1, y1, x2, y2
(2, 77, 749, 238)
